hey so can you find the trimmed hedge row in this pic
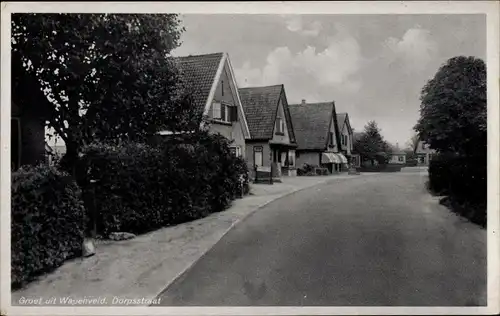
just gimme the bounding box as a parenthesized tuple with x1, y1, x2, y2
(428, 153, 486, 226)
(357, 164, 403, 172)
(11, 165, 85, 289)
(80, 131, 249, 236)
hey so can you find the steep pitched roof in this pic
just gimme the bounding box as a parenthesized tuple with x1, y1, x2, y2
(289, 102, 339, 150)
(336, 113, 347, 130)
(239, 84, 290, 140)
(175, 52, 224, 111)
(172, 52, 250, 138)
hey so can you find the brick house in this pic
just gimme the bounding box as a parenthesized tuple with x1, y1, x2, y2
(238, 84, 298, 181)
(289, 100, 349, 173)
(159, 52, 251, 157)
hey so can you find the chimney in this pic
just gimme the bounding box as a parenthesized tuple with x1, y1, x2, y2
(301, 99, 306, 105)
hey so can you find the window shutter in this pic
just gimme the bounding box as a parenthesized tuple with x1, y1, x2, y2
(221, 104, 226, 121)
(231, 106, 238, 122)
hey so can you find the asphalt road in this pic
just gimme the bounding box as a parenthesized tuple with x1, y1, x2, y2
(157, 168, 487, 306)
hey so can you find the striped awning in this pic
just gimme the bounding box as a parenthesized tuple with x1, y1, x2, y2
(322, 152, 349, 164)
(322, 152, 341, 164)
(337, 153, 348, 164)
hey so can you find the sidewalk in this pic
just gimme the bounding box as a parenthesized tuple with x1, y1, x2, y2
(11, 173, 361, 306)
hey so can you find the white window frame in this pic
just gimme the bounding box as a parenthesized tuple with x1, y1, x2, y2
(398, 156, 404, 162)
(224, 104, 231, 122)
(212, 102, 222, 120)
(213, 101, 233, 123)
(276, 117, 284, 134)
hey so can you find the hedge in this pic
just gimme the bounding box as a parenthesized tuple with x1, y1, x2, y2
(428, 153, 486, 226)
(357, 164, 403, 172)
(11, 164, 85, 289)
(79, 131, 249, 236)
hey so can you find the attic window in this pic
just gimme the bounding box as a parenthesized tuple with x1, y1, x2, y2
(221, 81, 224, 96)
(275, 117, 285, 135)
(212, 101, 237, 123)
(212, 102, 222, 120)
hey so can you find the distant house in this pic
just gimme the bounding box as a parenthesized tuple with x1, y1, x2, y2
(160, 52, 251, 158)
(289, 100, 348, 173)
(389, 151, 407, 165)
(414, 140, 436, 165)
(11, 56, 49, 171)
(239, 84, 298, 181)
(336, 113, 355, 164)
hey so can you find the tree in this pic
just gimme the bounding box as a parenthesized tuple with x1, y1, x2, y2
(414, 56, 486, 156)
(353, 121, 391, 166)
(12, 13, 199, 172)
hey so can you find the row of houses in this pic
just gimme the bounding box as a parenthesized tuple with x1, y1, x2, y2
(162, 52, 357, 181)
(11, 52, 358, 180)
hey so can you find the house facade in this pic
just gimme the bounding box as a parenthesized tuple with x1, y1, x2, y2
(336, 113, 354, 165)
(239, 84, 297, 181)
(289, 100, 349, 173)
(414, 140, 436, 165)
(389, 152, 407, 164)
(160, 52, 251, 157)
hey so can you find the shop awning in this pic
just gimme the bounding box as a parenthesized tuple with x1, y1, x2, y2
(337, 153, 348, 164)
(322, 152, 341, 164)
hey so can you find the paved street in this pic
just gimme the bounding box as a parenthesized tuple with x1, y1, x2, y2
(157, 168, 486, 306)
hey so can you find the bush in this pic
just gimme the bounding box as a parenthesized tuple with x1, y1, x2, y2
(428, 153, 486, 226)
(297, 163, 317, 176)
(80, 131, 249, 236)
(358, 164, 402, 172)
(11, 164, 85, 289)
(406, 158, 418, 167)
(315, 167, 329, 176)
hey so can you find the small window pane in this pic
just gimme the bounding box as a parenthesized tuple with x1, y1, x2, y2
(213, 103, 221, 119)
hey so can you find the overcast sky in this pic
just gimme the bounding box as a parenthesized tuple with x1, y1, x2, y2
(172, 14, 486, 148)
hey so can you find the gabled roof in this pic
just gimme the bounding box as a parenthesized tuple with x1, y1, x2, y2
(172, 52, 250, 138)
(336, 112, 353, 134)
(175, 52, 224, 112)
(239, 84, 295, 142)
(289, 101, 340, 150)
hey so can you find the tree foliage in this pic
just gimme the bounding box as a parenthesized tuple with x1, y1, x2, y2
(11, 13, 199, 171)
(414, 56, 486, 156)
(353, 120, 391, 164)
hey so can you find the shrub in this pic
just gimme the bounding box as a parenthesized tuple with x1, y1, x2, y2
(358, 164, 402, 172)
(428, 153, 486, 226)
(315, 167, 329, 176)
(80, 131, 249, 236)
(406, 158, 418, 167)
(297, 163, 317, 176)
(11, 164, 85, 289)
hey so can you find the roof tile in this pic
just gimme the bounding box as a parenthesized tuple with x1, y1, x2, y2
(239, 85, 283, 140)
(289, 102, 335, 150)
(174, 52, 224, 111)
